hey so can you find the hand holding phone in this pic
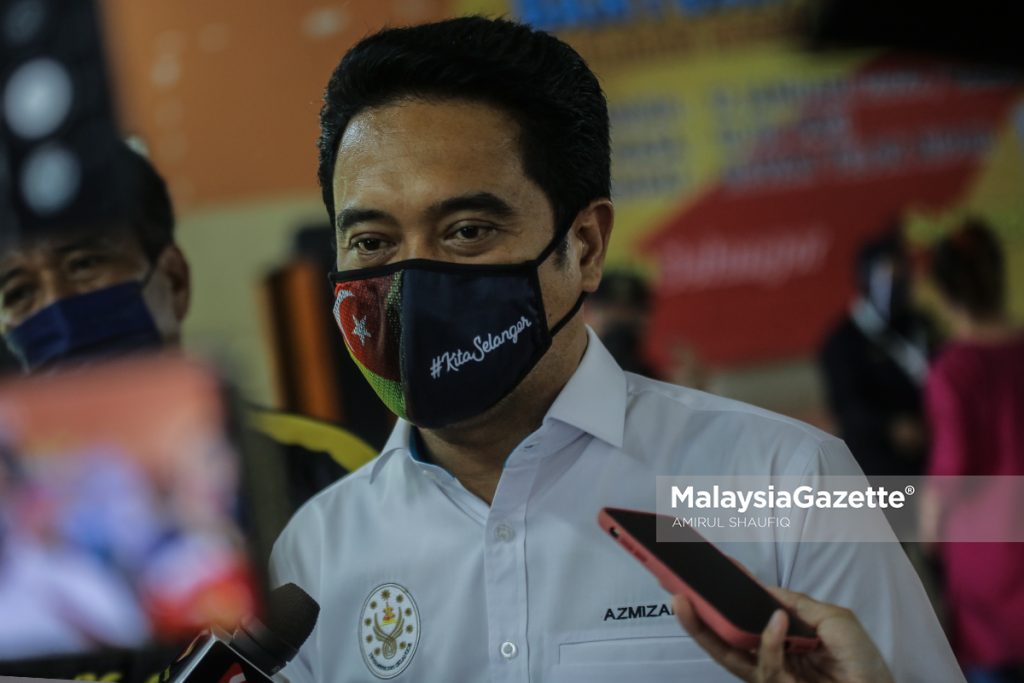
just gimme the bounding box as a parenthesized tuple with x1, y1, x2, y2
(674, 587, 895, 683)
(598, 507, 820, 652)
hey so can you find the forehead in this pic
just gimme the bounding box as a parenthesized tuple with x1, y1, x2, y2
(332, 99, 534, 210)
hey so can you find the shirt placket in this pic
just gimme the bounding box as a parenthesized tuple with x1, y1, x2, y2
(483, 436, 543, 683)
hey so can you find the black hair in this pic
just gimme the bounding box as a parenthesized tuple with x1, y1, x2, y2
(931, 218, 1005, 319)
(1, 142, 175, 260)
(116, 142, 175, 261)
(317, 16, 610, 247)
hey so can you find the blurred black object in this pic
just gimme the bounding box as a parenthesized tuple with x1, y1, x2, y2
(807, 0, 1024, 69)
(227, 583, 319, 677)
(590, 270, 651, 312)
(0, 0, 126, 240)
(601, 321, 658, 377)
(167, 583, 319, 682)
(586, 270, 659, 378)
(819, 230, 940, 476)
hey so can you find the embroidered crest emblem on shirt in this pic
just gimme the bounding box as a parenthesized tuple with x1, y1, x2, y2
(359, 583, 420, 679)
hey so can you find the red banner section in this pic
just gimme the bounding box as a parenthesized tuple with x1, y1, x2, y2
(643, 56, 1022, 369)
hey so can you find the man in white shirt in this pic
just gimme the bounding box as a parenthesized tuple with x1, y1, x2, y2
(271, 16, 962, 682)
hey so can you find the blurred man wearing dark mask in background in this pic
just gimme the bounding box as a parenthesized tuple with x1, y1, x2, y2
(0, 142, 373, 506)
(0, 142, 188, 373)
(820, 229, 939, 476)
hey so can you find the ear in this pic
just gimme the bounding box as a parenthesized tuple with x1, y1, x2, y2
(572, 198, 614, 294)
(154, 244, 191, 323)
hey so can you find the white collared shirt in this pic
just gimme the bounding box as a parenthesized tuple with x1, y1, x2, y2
(271, 329, 962, 682)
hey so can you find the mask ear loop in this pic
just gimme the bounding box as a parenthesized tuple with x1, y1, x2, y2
(138, 241, 169, 291)
(139, 266, 157, 289)
(550, 291, 587, 337)
(139, 239, 175, 289)
(531, 217, 576, 266)
(534, 216, 588, 337)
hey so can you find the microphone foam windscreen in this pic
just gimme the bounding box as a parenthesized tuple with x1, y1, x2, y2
(266, 583, 320, 650)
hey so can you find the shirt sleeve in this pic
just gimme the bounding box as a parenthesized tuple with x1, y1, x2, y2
(924, 363, 971, 476)
(780, 437, 964, 683)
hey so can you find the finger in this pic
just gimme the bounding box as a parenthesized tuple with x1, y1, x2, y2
(673, 593, 708, 636)
(756, 609, 788, 682)
(763, 586, 801, 608)
(763, 586, 845, 628)
(673, 594, 758, 681)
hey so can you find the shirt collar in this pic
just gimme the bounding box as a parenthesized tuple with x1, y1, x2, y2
(369, 326, 627, 482)
(544, 326, 626, 449)
(373, 418, 414, 479)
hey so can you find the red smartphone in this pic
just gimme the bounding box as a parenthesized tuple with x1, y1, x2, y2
(598, 507, 820, 652)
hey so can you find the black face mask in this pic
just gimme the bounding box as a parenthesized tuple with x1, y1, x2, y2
(328, 226, 584, 428)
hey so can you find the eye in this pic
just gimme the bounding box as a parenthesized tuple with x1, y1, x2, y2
(66, 253, 103, 274)
(449, 224, 495, 242)
(2, 283, 32, 307)
(0, 281, 37, 318)
(350, 236, 387, 254)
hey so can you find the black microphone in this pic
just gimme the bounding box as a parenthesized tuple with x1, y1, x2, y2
(167, 583, 319, 683)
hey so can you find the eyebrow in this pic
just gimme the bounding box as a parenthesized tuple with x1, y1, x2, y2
(335, 192, 518, 238)
(426, 192, 517, 222)
(336, 208, 394, 234)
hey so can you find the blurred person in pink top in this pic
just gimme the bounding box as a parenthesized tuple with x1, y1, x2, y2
(924, 219, 1024, 683)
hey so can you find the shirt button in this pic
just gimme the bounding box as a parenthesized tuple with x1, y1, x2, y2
(500, 641, 518, 659)
(494, 523, 515, 542)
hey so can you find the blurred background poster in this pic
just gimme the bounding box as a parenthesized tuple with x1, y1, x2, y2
(84, 0, 1022, 429)
(462, 0, 1024, 426)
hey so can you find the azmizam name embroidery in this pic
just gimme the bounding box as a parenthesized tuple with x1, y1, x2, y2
(603, 603, 675, 621)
